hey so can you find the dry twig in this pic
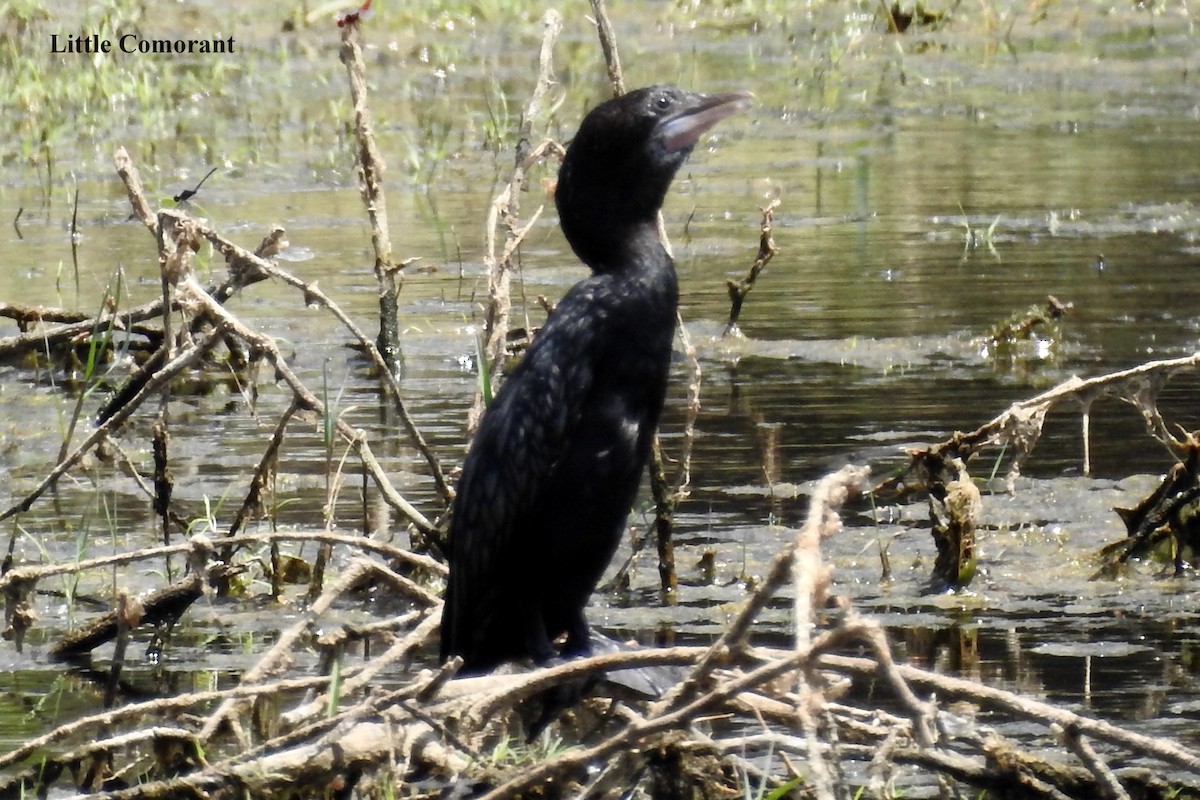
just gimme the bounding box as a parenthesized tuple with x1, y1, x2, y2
(340, 23, 404, 372)
(724, 199, 781, 337)
(470, 9, 563, 435)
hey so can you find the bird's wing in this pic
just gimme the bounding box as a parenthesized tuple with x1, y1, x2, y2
(441, 279, 607, 663)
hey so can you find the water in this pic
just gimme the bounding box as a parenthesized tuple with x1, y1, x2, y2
(1, 0, 1199, 786)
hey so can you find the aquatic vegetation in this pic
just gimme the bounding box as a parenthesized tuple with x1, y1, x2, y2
(978, 295, 1073, 364)
(3, 0, 248, 172)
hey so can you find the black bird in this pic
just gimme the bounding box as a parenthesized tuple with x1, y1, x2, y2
(440, 85, 750, 673)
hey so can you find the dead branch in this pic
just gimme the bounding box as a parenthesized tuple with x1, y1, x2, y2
(158, 266, 437, 535)
(470, 9, 563, 435)
(1055, 723, 1131, 800)
(198, 557, 382, 740)
(476, 623, 863, 800)
(0, 673, 334, 773)
(724, 199, 781, 337)
(642, 319, 703, 599)
(48, 569, 209, 661)
(0, 529, 445, 601)
(278, 610, 440, 730)
(588, 0, 625, 96)
(179, 212, 451, 505)
(114, 147, 157, 236)
(224, 397, 299, 547)
(818, 652, 1200, 774)
(109, 151, 452, 505)
(878, 350, 1200, 498)
(655, 465, 870, 713)
(7, 475, 1200, 799)
(340, 24, 404, 371)
(0, 325, 227, 525)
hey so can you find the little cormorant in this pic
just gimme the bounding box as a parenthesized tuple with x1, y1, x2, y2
(440, 85, 750, 673)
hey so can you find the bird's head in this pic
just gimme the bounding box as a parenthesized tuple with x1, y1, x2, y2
(556, 85, 751, 271)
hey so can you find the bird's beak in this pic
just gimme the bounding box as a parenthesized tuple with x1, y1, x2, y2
(659, 90, 753, 152)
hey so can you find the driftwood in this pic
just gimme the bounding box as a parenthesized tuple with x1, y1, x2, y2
(48, 572, 204, 661)
(1098, 428, 1200, 575)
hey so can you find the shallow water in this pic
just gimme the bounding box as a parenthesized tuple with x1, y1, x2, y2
(1, 0, 1199, 785)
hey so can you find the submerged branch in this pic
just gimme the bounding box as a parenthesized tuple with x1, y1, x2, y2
(0, 325, 228, 525)
(878, 350, 1200, 499)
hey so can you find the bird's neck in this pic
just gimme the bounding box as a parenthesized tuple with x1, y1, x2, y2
(584, 220, 675, 282)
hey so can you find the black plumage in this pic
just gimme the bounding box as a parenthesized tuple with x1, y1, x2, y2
(440, 85, 750, 673)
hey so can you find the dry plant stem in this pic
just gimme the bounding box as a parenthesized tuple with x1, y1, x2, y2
(0, 529, 444, 599)
(192, 220, 450, 505)
(100, 434, 158, 503)
(0, 326, 227, 525)
(151, 418, 172, 546)
(673, 321, 702, 499)
(117, 148, 268, 303)
(647, 319, 702, 599)
(279, 610, 440, 728)
(878, 0, 903, 33)
(0, 676, 333, 772)
(225, 397, 300, 546)
(48, 570, 204, 660)
(199, 558, 380, 741)
(60, 721, 418, 800)
(168, 271, 437, 534)
(648, 438, 678, 596)
(0, 302, 89, 324)
(340, 27, 402, 370)
(852, 614, 937, 746)
(428, 646, 708, 706)
(654, 465, 870, 714)
(476, 626, 858, 800)
(472, 9, 562, 433)
(794, 464, 864, 653)
(311, 439, 356, 598)
(1054, 723, 1130, 800)
(0, 154, 248, 367)
(724, 199, 780, 337)
(252, 653, 471, 770)
(363, 558, 442, 605)
(588, 0, 626, 95)
(0, 306, 155, 360)
(797, 698, 836, 800)
(790, 465, 872, 800)
(114, 147, 157, 236)
(868, 727, 904, 795)
(466, 645, 706, 723)
(113, 152, 450, 504)
(221, 688, 409, 778)
(886, 350, 1200, 489)
(819, 653, 1200, 774)
(29, 726, 200, 778)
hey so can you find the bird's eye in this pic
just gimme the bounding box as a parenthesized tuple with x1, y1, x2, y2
(654, 94, 671, 112)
